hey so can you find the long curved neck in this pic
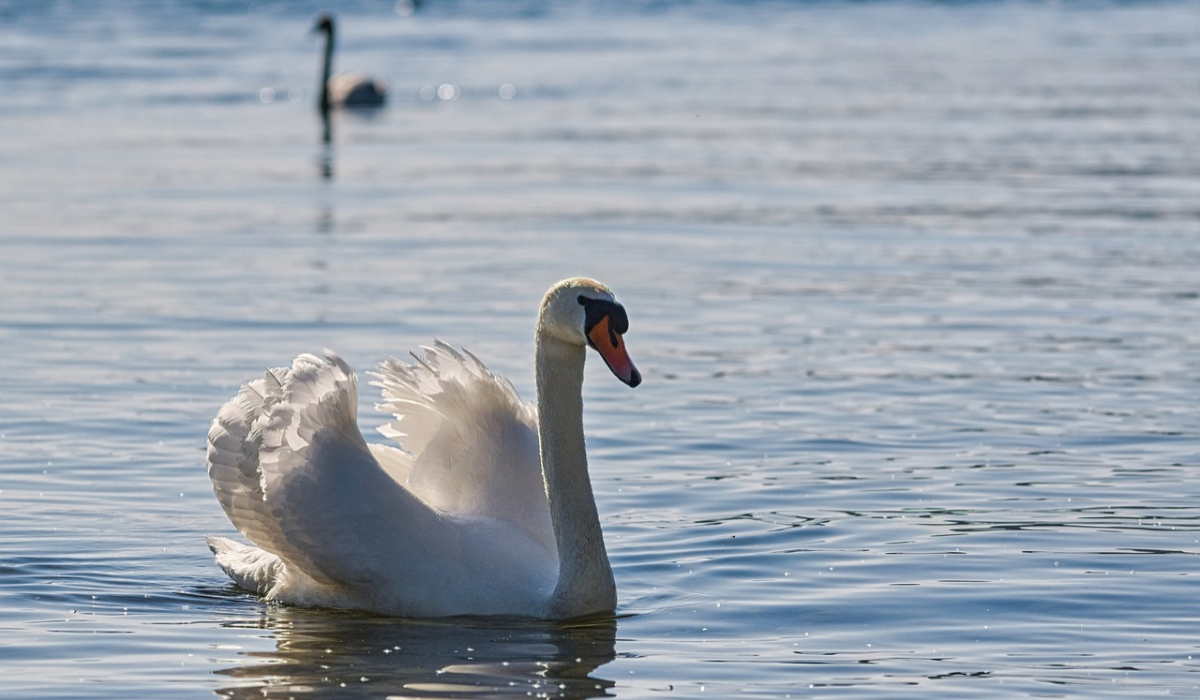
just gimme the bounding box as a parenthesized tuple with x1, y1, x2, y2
(319, 25, 334, 115)
(536, 333, 616, 618)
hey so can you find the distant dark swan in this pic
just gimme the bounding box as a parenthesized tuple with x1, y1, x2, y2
(313, 13, 387, 112)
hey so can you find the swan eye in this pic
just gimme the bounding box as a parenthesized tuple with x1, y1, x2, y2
(578, 296, 629, 346)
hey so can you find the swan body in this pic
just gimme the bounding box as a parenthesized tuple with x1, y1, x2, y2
(326, 72, 387, 109)
(313, 14, 387, 111)
(205, 278, 640, 619)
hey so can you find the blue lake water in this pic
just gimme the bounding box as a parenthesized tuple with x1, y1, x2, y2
(2, 0, 1200, 697)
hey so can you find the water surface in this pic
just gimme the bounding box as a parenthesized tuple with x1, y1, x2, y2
(2, 1, 1200, 697)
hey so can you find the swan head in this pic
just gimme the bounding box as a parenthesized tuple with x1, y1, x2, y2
(540, 278, 641, 388)
(313, 13, 334, 35)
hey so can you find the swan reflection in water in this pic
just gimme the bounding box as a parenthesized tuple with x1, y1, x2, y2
(213, 607, 617, 699)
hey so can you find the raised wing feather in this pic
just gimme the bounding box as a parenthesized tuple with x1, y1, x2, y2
(207, 360, 330, 582)
(370, 341, 552, 550)
(206, 351, 447, 589)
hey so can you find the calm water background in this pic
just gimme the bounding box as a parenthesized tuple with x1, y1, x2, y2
(3, 0, 1200, 697)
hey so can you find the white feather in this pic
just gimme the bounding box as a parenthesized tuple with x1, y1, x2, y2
(206, 348, 556, 617)
(204, 277, 633, 619)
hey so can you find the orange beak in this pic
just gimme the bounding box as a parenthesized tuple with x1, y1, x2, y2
(587, 315, 641, 387)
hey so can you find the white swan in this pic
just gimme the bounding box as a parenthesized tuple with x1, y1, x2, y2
(313, 13, 387, 111)
(205, 278, 641, 619)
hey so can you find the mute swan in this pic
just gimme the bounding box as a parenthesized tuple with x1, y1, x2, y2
(205, 278, 641, 619)
(313, 14, 387, 111)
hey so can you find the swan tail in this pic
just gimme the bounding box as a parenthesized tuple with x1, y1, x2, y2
(206, 536, 284, 596)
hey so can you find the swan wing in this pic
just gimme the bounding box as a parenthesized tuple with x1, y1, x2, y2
(206, 351, 447, 589)
(369, 341, 552, 549)
(206, 362, 323, 578)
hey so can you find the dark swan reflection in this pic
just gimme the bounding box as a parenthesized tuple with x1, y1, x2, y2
(213, 607, 617, 699)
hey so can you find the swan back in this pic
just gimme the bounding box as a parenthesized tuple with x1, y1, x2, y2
(328, 73, 387, 108)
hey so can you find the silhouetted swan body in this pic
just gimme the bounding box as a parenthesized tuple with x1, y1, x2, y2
(313, 13, 387, 112)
